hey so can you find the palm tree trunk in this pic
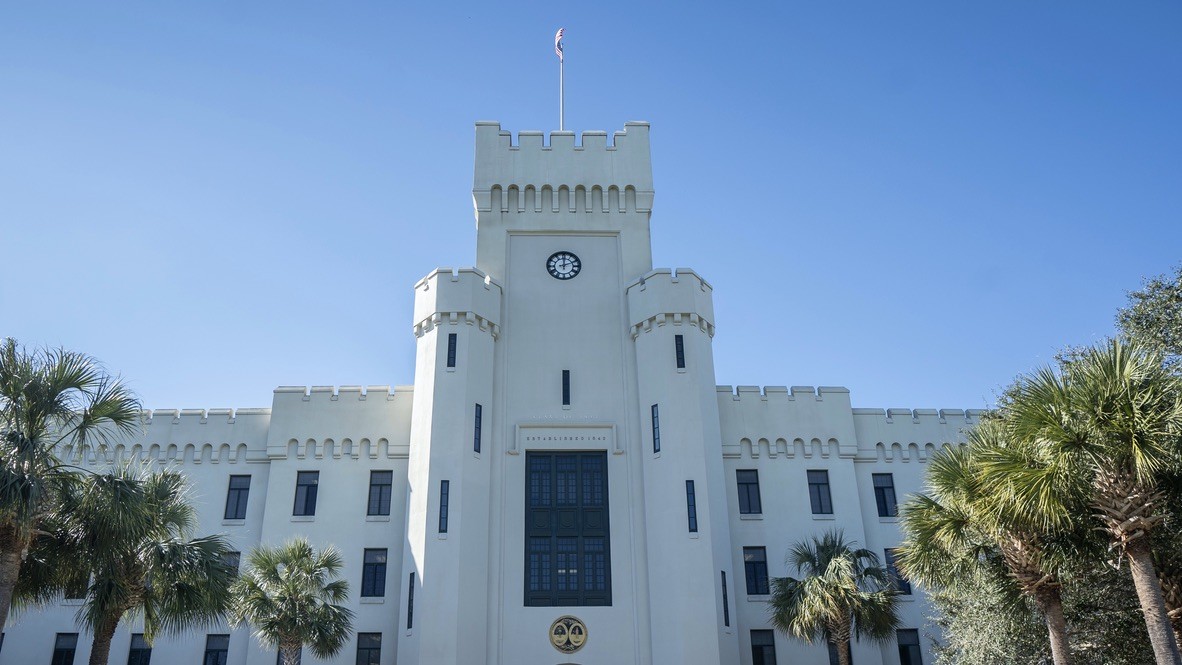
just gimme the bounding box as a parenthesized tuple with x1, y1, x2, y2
(1033, 586, 1072, 665)
(280, 640, 301, 665)
(836, 638, 852, 665)
(88, 614, 121, 665)
(0, 540, 24, 629)
(1127, 538, 1182, 665)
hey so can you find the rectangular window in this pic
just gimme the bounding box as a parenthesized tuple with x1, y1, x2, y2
(674, 334, 686, 368)
(751, 629, 778, 665)
(367, 470, 393, 516)
(222, 551, 241, 576)
(52, 633, 78, 665)
(473, 403, 483, 453)
(721, 571, 730, 627)
(562, 370, 571, 406)
(898, 629, 923, 665)
(874, 473, 898, 517)
(127, 634, 152, 665)
(650, 404, 661, 454)
(446, 332, 457, 368)
(439, 480, 450, 533)
(884, 548, 911, 595)
(293, 471, 319, 516)
(406, 573, 415, 630)
(743, 546, 770, 595)
(203, 634, 229, 665)
(525, 452, 611, 606)
(685, 480, 698, 533)
(736, 469, 762, 514)
(361, 549, 387, 598)
(224, 475, 251, 520)
(356, 633, 382, 665)
(808, 470, 833, 514)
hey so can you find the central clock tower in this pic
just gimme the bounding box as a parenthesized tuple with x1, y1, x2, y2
(399, 122, 738, 665)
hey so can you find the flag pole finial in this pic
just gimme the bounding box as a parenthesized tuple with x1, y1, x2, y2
(555, 28, 565, 131)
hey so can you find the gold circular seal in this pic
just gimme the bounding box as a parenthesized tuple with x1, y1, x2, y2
(549, 615, 588, 654)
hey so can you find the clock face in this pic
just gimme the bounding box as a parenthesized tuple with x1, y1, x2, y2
(546, 251, 582, 280)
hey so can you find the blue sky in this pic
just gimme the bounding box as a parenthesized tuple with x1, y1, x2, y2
(2, 2, 1179, 411)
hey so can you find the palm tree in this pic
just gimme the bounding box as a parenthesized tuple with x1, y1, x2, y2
(768, 530, 899, 665)
(0, 338, 141, 628)
(897, 422, 1084, 665)
(995, 340, 1182, 664)
(50, 465, 236, 665)
(230, 538, 355, 665)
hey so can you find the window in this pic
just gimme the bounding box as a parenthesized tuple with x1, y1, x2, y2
(406, 573, 415, 629)
(808, 470, 833, 514)
(751, 630, 777, 665)
(224, 475, 251, 520)
(874, 473, 898, 517)
(525, 452, 611, 606)
(52, 633, 78, 665)
(721, 571, 730, 627)
(736, 469, 762, 514)
(473, 403, 483, 453)
(898, 629, 922, 665)
(127, 634, 151, 665)
(222, 551, 241, 576)
(685, 480, 698, 533)
(674, 334, 686, 369)
(203, 634, 229, 665)
(446, 332, 457, 368)
(743, 547, 770, 595)
(439, 480, 450, 533)
(356, 633, 382, 665)
(884, 549, 911, 595)
(650, 404, 661, 454)
(367, 470, 393, 516)
(561, 369, 571, 406)
(293, 471, 319, 516)
(361, 549, 387, 598)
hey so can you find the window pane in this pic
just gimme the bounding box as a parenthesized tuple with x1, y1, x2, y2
(743, 547, 769, 595)
(674, 334, 686, 369)
(446, 333, 457, 367)
(685, 480, 698, 533)
(473, 403, 483, 453)
(651, 404, 661, 453)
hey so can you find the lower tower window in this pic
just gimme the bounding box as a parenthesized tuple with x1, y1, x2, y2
(525, 452, 611, 606)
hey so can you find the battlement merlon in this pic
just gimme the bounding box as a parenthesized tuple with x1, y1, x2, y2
(472, 122, 655, 213)
(412, 268, 503, 339)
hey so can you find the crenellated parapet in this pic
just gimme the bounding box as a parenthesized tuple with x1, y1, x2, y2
(56, 407, 272, 466)
(851, 407, 983, 462)
(627, 268, 715, 339)
(266, 385, 413, 459)
(472, 122, 654, 214)
(413, 268, 502, 339)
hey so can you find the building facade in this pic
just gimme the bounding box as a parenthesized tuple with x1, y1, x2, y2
(1, 122, 979, 665)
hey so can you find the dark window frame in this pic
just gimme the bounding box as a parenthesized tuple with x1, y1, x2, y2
(874, 473, 899, 517)
(651, 404, 661, 454)
(897, 628, 923, 665)
(367, 470, 393, 516)
(224, 475, 251, 520)
(473, 403, 483, 454)
(406, 573, 415, 630)
(685, 480, 698, 533)
(736, 469, 762, 515)
(439, 479, 450, 533)
(743, 546, 770, 595)
(127, 633, 152, 665)
(293, 471, 319, 517)
(356, 633, 382, 665)
(446, 332, 457, 368)
(721, 571, 730, 627)
(808, 469, 834, 515)
(751, 629, 778, 665)
(203, 634, 230, 665)
(674, 334, 686, 369)
(562, 369, 571, 406)
(52, 633, 78, 665)
(361, 548, 388, 598)
(884, 548, 911, 595)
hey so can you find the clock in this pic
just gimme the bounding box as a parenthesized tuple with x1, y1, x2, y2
(546, 251, 581, 280)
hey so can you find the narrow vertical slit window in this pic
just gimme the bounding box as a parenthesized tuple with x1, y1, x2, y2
(685, 480, 698, 533)
(562, 370, 571, 406)
(406, 573, 415, 630)
(473, 403, 483, 454)
(446, 333, 457, 368)
(721, 571, 730, 627)
(651, 404, 661, 454)
(439, 480, 450, 533)
(674, 334, 686, 369)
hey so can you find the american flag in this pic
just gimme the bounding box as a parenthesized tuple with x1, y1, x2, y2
(555, 28, 565, 62)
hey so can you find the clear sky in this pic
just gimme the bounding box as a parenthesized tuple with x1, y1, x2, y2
(2, 2, 1179, 412)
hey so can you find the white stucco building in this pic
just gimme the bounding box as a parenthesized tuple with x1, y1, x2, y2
(2, 121, 979, 665)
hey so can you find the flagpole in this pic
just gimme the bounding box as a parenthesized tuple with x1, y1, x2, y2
(560, 57, 565, 131)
